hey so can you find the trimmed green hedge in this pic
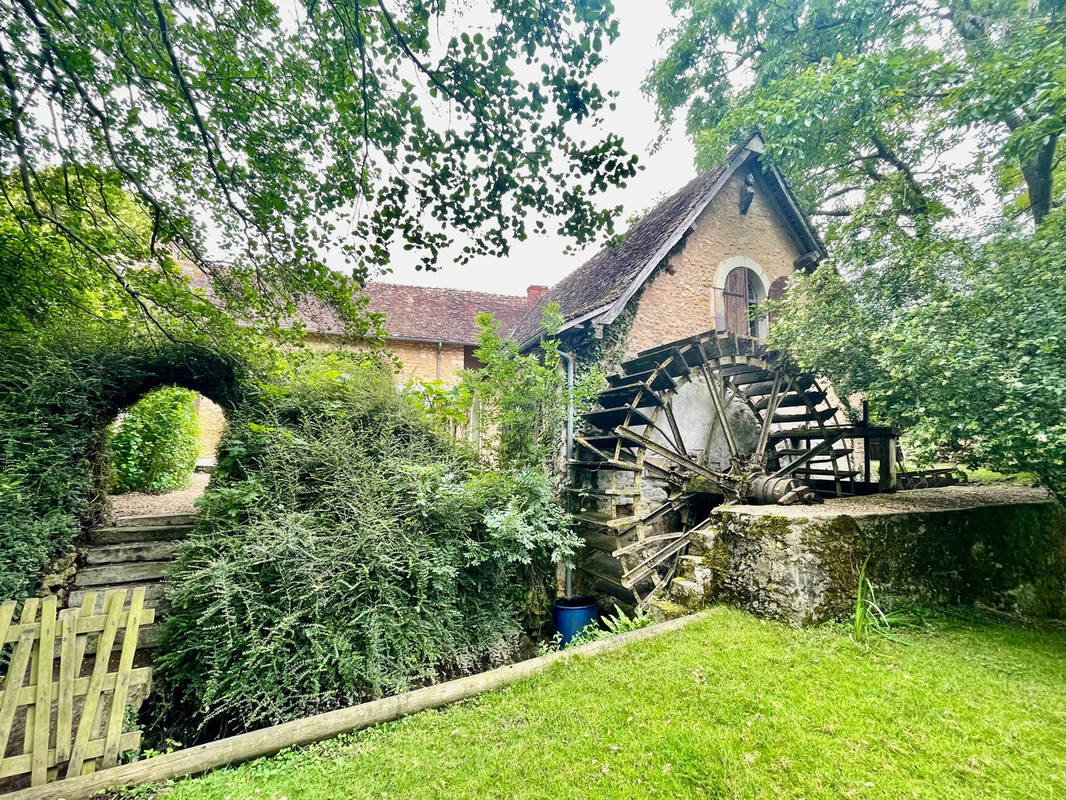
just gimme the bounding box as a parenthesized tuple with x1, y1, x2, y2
(110, 387, 200, 494)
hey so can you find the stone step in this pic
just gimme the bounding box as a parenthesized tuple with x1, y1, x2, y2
(72, 560, 171, 588)
(68, 581, 168, 614)
(84, 540, 180, 565)
(88, 524, 194, 544)
(113, 512, 196, 528)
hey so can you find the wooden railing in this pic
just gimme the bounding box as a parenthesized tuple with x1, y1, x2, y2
(0, 588, 154, 790)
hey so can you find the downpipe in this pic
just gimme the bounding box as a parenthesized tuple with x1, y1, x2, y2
(558, 350, 575, 598)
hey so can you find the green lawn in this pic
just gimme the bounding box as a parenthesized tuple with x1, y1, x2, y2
(151, 607, 1066, 800)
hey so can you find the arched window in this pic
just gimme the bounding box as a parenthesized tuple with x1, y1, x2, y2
(722, 266, 768, 338)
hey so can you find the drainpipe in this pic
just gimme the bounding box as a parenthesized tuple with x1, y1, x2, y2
(558, 350, 575, 598)
(435, 341, 442, 380)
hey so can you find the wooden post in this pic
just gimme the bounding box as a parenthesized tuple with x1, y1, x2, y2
(878, 435, 897, 492)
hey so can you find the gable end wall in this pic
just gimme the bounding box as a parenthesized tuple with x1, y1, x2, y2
(620, 169, 804, 359)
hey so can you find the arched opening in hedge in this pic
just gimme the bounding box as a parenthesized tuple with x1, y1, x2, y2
(84, 350, 245, 523)
(0, 336, 248, 598)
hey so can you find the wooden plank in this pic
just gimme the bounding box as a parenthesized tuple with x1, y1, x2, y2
(66, 591, 124, 778)
(19, 598, 39, 757)
(31, 596, 58, 785)
(10, 669, 153, 707)
(102, 588, 145, 768)
(55, 609, 78, 764)
(84, 541, 179, 565)
(4, 607, 156, 644)
(70, 561, 170, 588)
(878, 436, 898, 492)
(112, 512, 195, 528)
(0, 629, 36, 765)
(73, 592, 97, 674)
(0, 731, 141, 779)
(88, 525, 193, 545)
(5, 612, 711, 800)
(620, 535, 692, 589)
(0, 601, 15, 651)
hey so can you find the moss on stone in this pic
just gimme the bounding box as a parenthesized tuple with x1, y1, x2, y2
(733, 513, 793, 541)
(799, 515, 868, 622)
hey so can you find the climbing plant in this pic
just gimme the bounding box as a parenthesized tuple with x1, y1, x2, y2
(458, 304, 604, 473)
(109, 387, 200, 495)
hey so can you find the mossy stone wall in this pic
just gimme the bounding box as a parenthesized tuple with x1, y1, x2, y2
(667, 491, 1066, 625)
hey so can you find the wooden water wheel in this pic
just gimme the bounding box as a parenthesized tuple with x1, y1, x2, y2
(568, 330, 897, 609)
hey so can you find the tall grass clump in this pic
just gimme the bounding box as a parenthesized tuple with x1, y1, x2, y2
(156, 352, 578, 733)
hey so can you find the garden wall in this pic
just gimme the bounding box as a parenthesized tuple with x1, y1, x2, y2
(667, 485, 1066, 625)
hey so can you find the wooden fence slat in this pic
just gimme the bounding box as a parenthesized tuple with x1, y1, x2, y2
(0, 628, 36, 764)
(0, 731, 141, 779)
(17, 599, 39, 758)
(4, 608, 158, 644)
(31, 596, 57, 785)
(9, 667, 152, 708)
(72, 592, 97, 678)
(102, 587, 144, 769)
(0, 600, 15, 649)
(65, 591, 124, 779)
(55, 608, 78, 763)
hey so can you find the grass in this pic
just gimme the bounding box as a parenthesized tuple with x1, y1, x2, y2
(912, 462, 1041, 486)
(145, 607, 1066, 800)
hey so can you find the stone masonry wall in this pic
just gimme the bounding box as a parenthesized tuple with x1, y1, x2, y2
(622, 169, 804, 358)
(666, 486, 1066, 626)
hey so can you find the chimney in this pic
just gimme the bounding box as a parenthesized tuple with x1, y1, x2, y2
(526, 285, 548, 307)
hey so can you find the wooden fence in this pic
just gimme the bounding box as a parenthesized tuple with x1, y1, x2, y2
(0, 588, 154, 790)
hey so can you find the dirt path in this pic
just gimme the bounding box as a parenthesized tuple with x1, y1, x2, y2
(110, 471, 209, 519)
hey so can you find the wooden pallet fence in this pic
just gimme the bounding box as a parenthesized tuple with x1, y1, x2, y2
(0, 588, 154, 789)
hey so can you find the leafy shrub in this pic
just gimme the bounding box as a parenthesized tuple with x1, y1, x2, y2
(156, 352, 579, 731)
(110, 387, 200, 494)
(457, 304, 603, 472)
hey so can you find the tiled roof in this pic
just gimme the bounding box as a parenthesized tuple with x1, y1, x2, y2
(510, 162, 730, 344)
(299, 282, 528, 345)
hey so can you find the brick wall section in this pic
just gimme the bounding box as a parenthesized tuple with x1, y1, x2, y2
(389, 340, 466, 385)
(304, 334, 465, 384)
(622, 169, 803, 358)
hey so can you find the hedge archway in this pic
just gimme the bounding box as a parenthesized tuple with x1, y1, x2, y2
(0, 333, 249, 597)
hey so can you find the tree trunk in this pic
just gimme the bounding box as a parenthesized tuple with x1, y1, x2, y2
(1020, 134, 1058, 226)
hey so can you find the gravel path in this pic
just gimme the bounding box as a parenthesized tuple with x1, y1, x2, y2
(110, 471, 210, 519)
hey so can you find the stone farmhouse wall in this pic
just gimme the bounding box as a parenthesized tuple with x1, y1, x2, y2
(623, 169, 803, 358)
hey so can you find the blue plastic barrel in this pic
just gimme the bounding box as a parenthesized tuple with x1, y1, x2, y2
(553, 596, 598, 646)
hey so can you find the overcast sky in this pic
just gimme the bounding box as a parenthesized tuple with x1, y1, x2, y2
(355, 0, 695, 297)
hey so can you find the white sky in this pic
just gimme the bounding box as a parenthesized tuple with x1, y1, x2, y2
(354, 0, 695, 298)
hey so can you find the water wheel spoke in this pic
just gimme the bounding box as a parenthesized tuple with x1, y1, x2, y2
(615, 425, 738, 496)
(771, 431, 847, 478)
(620, 534, 691, 588)
(754, 372, 784, 458)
